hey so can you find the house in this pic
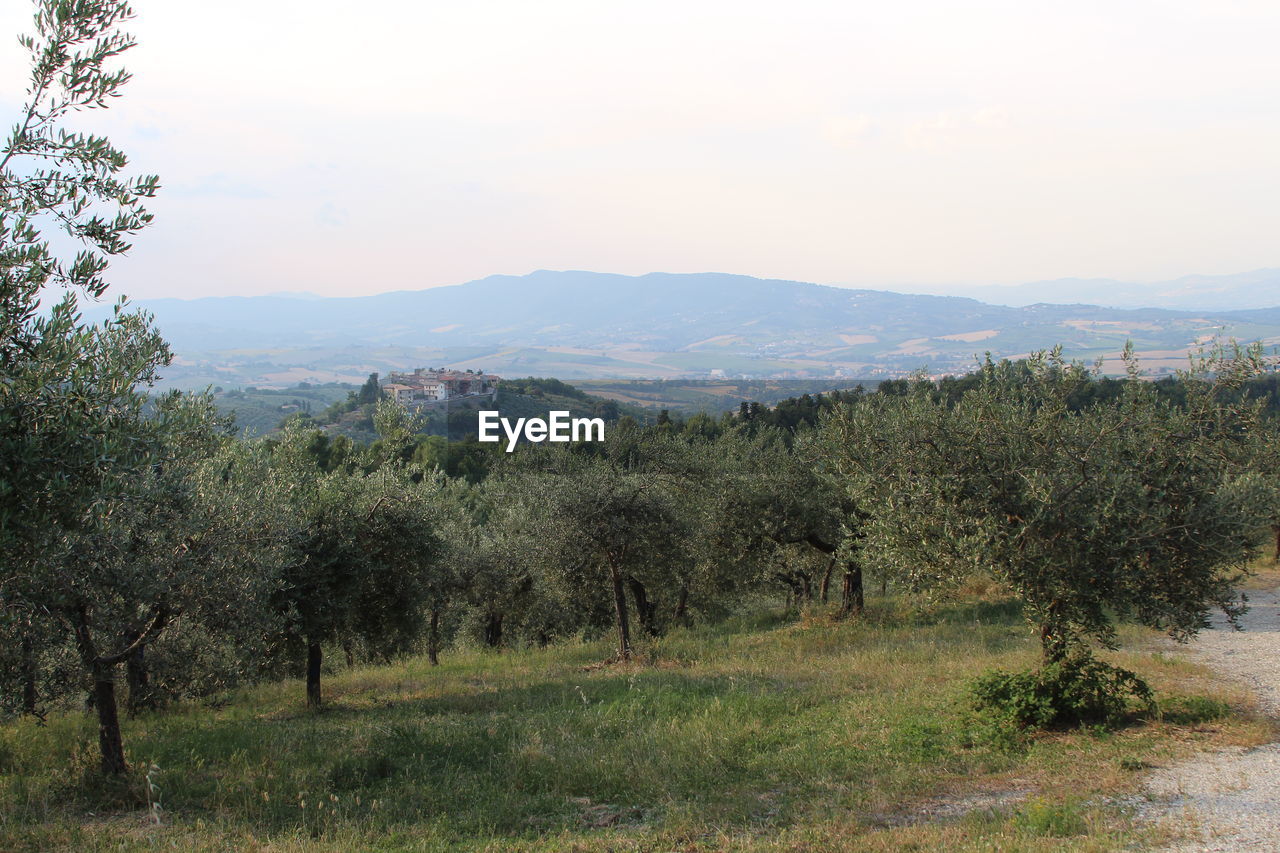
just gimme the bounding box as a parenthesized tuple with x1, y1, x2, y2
(382, 383, 417, 405)
(381, 368, 500, 406)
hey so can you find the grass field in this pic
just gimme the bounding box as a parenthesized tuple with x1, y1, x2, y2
(0, 592, 1270, 852)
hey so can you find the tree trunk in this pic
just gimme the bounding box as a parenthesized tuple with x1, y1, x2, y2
(1040, 623, 1062, 662)
(20, 634, 37, 716)
(799, 572, 812, 604)
(627, 577, 659, 637)
(819, 557, 835, 603)
(838, 561, 864, 618)
(306, 641, 323, 707)
(342, 639, 355, 668)
(92, 662, 128, 775)
(608, 559, 632, 660)
(1274, 523, 1280, 564)
(1038, 599, 1070, 663)
(776, 573, 802, 611)
(483, 610, 503, 648)
(428, 608, 441, 666)
(125, 640, 153, 716)
(674, 584, 690, 625)
(72, 608, 127, 774)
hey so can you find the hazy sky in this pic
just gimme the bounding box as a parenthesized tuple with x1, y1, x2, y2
(2, 1, 1278, 299)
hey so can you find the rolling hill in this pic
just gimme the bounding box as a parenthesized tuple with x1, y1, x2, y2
(83, 271, 1280, 388)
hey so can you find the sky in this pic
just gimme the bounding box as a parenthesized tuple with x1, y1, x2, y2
(2, 0, 1278, 300)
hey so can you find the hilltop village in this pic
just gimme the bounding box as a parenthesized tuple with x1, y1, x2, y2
(381, 368, 500, 408)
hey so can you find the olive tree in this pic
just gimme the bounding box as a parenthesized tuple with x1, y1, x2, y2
(822, 348, 1275, 666)
(6, 392, 254, 774)
(263, 428, 446, 706)
(516, 436, 686, 660)
(700, 427, 864, 615)
(0, 0, 210, 774)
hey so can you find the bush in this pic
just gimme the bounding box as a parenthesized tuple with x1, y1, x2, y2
(971, 654, 1155, 729)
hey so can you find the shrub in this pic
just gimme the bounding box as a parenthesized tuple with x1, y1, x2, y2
(971, 654, 1155, 729)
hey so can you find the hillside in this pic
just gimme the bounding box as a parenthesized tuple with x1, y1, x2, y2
(210, 384, 356, 437)
(209, 378, 653, 439)
(574, 378, 880, 415)
(85, 270, 1280, 386)
(84, 271, 1280, 389)
(1, 589, 1261, 851)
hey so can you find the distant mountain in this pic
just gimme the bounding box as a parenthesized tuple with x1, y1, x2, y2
(962, 268, 1280, 311)
(83, 271, 1280, 389)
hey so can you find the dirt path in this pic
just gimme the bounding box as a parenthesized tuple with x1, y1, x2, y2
(1140, 587, 1280, 851)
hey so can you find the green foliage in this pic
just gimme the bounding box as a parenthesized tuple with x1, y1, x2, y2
(1012, 797, 1088, 838)
(257, 427, 450, 702)
(1158, 694, 1231, 725)
(356, 372, 382, 405)
(823, 347, 1277, 658)
(209, 383, 352, 436)
(574, 378, 876, 419)
(0, 0, 251, 775)
(499, 376, 591, 401)
(694, 426, 859, 610)
(1, 0, 164, 550)
(2, 0, 157, 301)
(971, 655, 1155, 729)
(512, 434, 690, 657)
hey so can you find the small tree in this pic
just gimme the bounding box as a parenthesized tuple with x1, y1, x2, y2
(264, 428, 445, 706)
(701, 427, 863, 614)
(518, 442, 684, 660)
(358, 372, 383, 405)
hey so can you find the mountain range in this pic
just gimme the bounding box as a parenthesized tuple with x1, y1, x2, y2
(955, 268, 1280, 311)
(82, 271, 1280, 389)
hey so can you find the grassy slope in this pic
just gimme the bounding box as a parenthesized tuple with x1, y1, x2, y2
(0, 593, 1270, 852)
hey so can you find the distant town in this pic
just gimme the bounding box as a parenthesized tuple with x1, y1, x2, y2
(381, 368, 500, 407)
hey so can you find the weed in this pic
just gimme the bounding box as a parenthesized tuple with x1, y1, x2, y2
(1158, 694, 1232, 725)
(1013, 796, 1088, 837)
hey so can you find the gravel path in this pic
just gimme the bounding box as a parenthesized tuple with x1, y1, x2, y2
(1140, 587, 1280, 851)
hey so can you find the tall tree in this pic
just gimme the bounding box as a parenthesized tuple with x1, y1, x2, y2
(0, 0, 184, 775)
